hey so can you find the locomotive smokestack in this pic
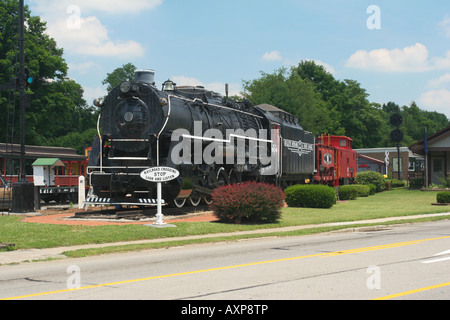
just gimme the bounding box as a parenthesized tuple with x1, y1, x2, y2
(135, 69, 155, 85)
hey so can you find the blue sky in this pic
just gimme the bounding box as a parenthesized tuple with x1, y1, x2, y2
(28, 0, 450, 119)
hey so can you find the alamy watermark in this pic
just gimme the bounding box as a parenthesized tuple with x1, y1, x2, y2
(367, 5, 381, 30)
(171, 122, 286, 175)
(67, 5, 82, 30)
(170, 121, 314, 175)
(366, 265, 381, 290)
(67, 265, 81, 290)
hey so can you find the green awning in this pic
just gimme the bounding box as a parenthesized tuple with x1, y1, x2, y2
(32, 158, 65, 167)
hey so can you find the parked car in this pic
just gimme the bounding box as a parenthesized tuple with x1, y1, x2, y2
(0, 175, 12, 210)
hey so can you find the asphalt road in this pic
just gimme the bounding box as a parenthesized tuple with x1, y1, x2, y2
(1, 220, 450, 303)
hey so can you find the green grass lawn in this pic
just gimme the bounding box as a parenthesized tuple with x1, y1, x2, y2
(0, 188, 449, 251)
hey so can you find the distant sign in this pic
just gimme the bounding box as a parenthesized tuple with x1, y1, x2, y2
(140, 167, 180, 183)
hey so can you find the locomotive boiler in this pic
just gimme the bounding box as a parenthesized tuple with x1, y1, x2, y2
(86, 69, 316, 207)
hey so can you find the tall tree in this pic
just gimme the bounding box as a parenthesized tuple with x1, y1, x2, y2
(242, 67, 333, 134)
(102, 63, 136, 92)
(0, 0, 98, 151)
(292, 61, 384, 148)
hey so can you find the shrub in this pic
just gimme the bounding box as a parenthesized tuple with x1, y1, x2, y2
(438, 176, 450, 188)
(338, 185, 358, 200)
(354, 184, 371, 197)
(437, 191, 450, 204)
(285, 184, 336, 209)
(338, 185, 371, 200)
(355, 171, 386, 192)
(368, 184, 377, 195)
(390, 179, 405, 188)
(410, 178, 424, 190)
(210, 181, 285, 224)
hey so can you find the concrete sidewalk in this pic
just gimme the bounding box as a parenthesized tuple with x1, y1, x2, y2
(1, 212, 450, 265)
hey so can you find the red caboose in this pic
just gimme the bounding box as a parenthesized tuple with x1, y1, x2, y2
(314, 135, 358, 187)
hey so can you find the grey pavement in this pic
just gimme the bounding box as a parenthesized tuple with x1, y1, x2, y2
(1, 212, 450, 265)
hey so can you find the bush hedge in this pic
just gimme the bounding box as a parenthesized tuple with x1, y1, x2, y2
(285, 184, 336, 209)
(338, 185, 358, 200)
(410, 178, 424, 190)
(355, 171, 386, 192)
(390, 179, 405, 188)
(338, 185, 371, 200)
(368, 184, 377, 195)
(210, 181, 285, 224)
(437, 191, 450, 204)
(355, 184, 371, 197)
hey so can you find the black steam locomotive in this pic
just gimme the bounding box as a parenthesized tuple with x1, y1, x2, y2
(86, 70, 315, 208)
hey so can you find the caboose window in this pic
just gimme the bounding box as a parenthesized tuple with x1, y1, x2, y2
(340, 139, 347, 147)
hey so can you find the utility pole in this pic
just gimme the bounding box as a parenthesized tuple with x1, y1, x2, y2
(18, 0, 26, 181)
(11, 0, 35, 213)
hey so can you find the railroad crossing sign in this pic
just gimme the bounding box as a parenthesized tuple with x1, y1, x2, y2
(141, 167, 179, 228)
(140, 167, 180, 183)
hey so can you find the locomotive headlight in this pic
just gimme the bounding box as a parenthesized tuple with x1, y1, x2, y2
(120, 81, 132, 93)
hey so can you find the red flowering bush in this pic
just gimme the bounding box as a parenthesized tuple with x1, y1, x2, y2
(210, 181, 285, 224)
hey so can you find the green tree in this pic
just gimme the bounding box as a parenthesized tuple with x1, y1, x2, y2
(290, 61, 385, 148)
(0, 0, 98, 150)
(399, 102, 449, 146)
(242, 67, 333, 134)
(102, 63, 136, 92)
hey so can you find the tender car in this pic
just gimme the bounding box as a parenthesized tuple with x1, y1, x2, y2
(0, 175, 12, 211)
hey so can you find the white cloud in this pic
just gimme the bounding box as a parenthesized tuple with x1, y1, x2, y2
(440, 15, 450, 38)
(426, 73, 450, 88)
(262, 51, 283, 62)
(83, 86, 108, 104)
(346, 43, 433, 72)
(419, 71, 450, 119)
(30, 0, 160, 58)
(171, 76, 242, 97)
(68, 61, 103, 75)
(430, 51, 450, 70)
(44, 16, 145, 58)
(346, 43, 450, 73)
(418, 89, 450, 119)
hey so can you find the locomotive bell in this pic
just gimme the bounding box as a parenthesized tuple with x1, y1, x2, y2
(163, 79, 176, 91)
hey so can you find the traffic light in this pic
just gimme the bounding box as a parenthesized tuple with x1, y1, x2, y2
(390, 129, 404, 143)
(390, 113, 403, 143)
(390, 113, 403, 127)
(24, 68, 33, 87)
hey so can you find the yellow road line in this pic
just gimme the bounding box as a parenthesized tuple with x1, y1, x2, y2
(374, 282, 450, 300)
(2, 235, 450, 300)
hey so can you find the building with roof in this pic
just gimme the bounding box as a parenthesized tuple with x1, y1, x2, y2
(355, 147, 424, 181)
(0, 143, 86, 177)
(409, 126, 450, 186)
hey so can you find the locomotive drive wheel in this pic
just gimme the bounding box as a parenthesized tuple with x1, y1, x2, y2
(189, 193, 202, 207)
(172, 198, 187, 208)
(202, 196, 212, 205)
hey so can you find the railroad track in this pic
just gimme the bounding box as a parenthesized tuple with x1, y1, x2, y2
(70, 205, 212, 221)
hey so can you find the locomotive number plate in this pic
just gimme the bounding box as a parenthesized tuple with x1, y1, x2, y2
(140, 167, 180, 183)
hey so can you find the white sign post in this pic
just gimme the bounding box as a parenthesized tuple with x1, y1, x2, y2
(78, 176, 85, 210)
(385, 151, 390, 176)
(140, 167, 180, 227)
